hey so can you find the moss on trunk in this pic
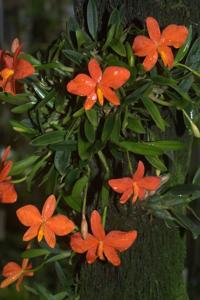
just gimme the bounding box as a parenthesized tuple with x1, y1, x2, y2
(80, 207, 187, 300)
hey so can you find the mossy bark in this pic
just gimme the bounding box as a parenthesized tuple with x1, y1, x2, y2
(73, 1, 195, 299)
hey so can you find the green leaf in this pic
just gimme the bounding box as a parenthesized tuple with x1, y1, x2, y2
(152, 76, 191, 102)
(116, 141, 162, 156)
(45, 251, 71, 264)
(53, 292, 69, 300)
(87, 0, 98, 40)
(127, 117, 146, 134)
(63, 195, 81, 212)
(172, 210, 200, 239)
(72, 175, 88, 198)
(76, 29, 91, 48)
(54, 150, 71, 176)
(101, 113, 115, 142)
(31, 131, 66, 146)
(10, 120, 36, 134)
(141, 96, 166, 131)
(103, 25, 116, 49)
(174, 25, 192, 64)
(185, 36, 200, 70)
(10, 155, 40, 176)
(126, 42, 135, 67)
(54, 262, 67, 288)
(78, 129, 91, 160)
(149, 140, 184, 151)
(111, 113, 121, 142)
(19, 53, 41, 65)
(85, 108, 98, 127)
(0, 92, 29, 105)
(21, 249, 50, 258)
(125, 81, 152, 103)
(193, 167, 200, 184)
(62, 49, 86, 65)
(27, 154, 49, 190)
(145, 155, 167, 172)
(110, 39, 126, 57)
(11, 102, 35, 114)
(64, 175, 88, 212)
(84, 119, 96, 143)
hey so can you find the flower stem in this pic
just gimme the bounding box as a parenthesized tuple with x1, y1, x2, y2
(102, 206, 108, 227)
(97, 150, 110, 176)
(82, 182, 89, 216)
(175, 62, 200, 78)
(126, 150, 133, 174)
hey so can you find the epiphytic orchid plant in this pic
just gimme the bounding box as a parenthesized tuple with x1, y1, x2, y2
(1, 1, 200, 298)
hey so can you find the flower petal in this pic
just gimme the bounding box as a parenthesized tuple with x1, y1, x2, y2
(101, 67, 130, 89)
(132, 161, 145, 181)
(143, 51, 158, 71)
(146, 17, 161, 43)
(161, 24, 188, 48)
(70, 232, 98, 253)
(0, 181, 17, 203)
(100, 86, 120, 105)
(88, 59, 102, 82)
(86, 247, 98, 264)
(84, 92, 97, 110)
(103, 245, 121, 266)
(16, 205, 42, 226)
(0, 161, 12, 180)
(67, 74, 96, 96)
(23, 225, 40, 241)
(91, 210, 105, 240)
(105, 230, 137, 252)
(43, 225, 56, 248)
(2, 54, 13, 68)
(1, 146, 11, 162)
(11, 38, 20, 53)
(132, 36, 156, 57)
(42, 194, 56, 220)
(138, 176, 161, 191)
(0, 78, 16, 95)
(0, 274, 21, 289)
(108, 177, 133, 193)
(158, 45, 174, 68)
(14, 59, 35, 80)
(119, 189, 133, 204)
(2, 262, 21, 277)
(46, 214, 75, 236)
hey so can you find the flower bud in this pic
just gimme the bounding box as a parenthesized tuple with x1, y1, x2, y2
(81, 214, 88, 240)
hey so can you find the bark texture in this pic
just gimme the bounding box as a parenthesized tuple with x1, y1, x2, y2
(73, 1, 195, 299)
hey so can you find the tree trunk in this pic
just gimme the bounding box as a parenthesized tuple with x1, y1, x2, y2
(73, 1, 195, 299)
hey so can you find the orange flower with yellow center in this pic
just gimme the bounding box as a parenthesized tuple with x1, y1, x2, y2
(0, 38, 35, 95)
(108, 161, 161, 204)
(0, 258, 33, 292)
(0, 146, 17, 203)
(132, 17, 188, 71)
(70, 210, 137, 266)
(16, 195, 75, 248)
(66, 58, 130, 110)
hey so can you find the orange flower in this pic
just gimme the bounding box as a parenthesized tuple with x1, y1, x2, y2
(108, 161, 161, 204)
(70, 210, 137, 266)
(66, 58, 130, 110)
(0, 38, 35, 95)
(16, 195, 75, 248)
(0, 258, 33, 292)
(132, 17, 188, 71)
(0, 146, 17, 203)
